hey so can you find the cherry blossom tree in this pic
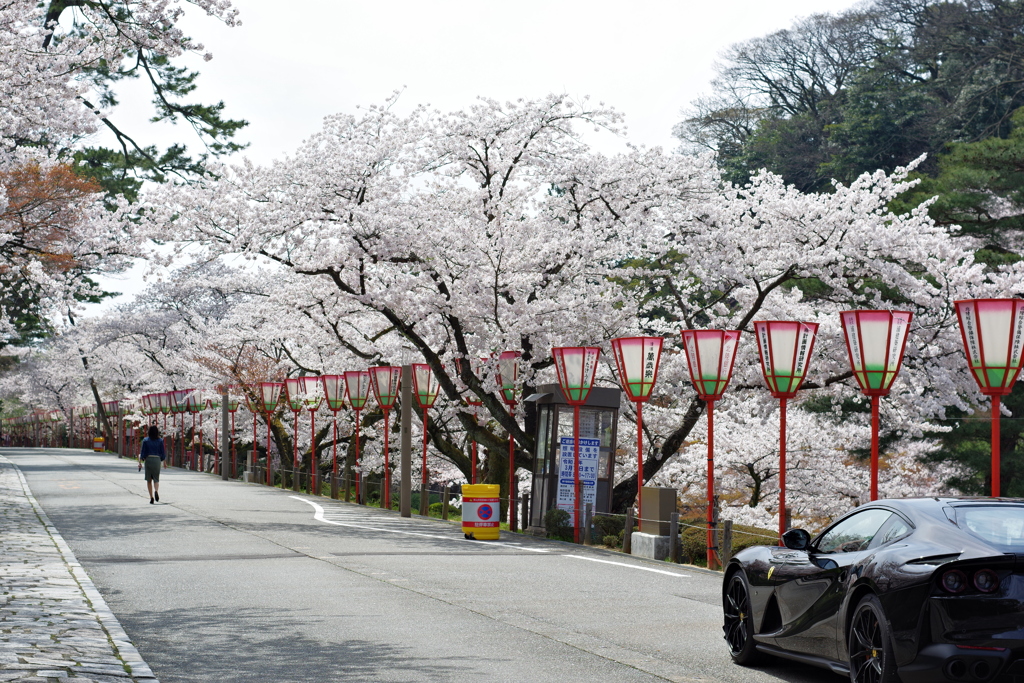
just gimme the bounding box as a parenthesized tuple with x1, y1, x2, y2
(117, 94, 1024, 529)
(0, 0, 242, 342)
(9, 88, 1024, 530)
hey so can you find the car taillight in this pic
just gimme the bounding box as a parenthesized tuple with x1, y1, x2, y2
(942, 569, 968, 593)
(973, 569, 1000, 593)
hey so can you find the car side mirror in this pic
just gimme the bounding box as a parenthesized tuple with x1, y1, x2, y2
(782, 528, 811, 550)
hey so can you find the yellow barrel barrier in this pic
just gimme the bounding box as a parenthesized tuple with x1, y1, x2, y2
(461, 484, 500, 540)
(92, 436, 105, 452)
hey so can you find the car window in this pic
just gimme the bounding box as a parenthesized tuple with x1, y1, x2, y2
(816, 509, 892, 554)
(956, 506, 1024, 549)
(871, 514, 911, 548)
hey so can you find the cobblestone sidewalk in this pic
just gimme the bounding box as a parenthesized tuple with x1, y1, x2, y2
(0, 454, 158, 682)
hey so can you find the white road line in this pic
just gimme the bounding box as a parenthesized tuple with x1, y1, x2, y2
(295, 498, 693, 577)
(563, 554, 691, 577)
(291, 497, 549, 553)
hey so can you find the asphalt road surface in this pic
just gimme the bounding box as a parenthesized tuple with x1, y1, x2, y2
(5, 448, 835, 683)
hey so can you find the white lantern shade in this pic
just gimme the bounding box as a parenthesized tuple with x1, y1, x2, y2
(754, 321, 818, 398)
(610, 336, 663, 402)
(412, 363, 440, 409)
(258, 382, 283, 413)
(343, 371, 371, 410)
(298, 376, 323, 411)
(551, 346, 601, 405)
(320, 375, 346, 412)
(284, 378, 304, 411)
(955, 298, 1024, 396)
(496, 351, 520, 405)
(840, 310, 912, 396)
(680, 330, 741, 400)
(369, 367, 402, 410)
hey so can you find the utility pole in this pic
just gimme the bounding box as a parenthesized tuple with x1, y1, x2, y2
(400, 364, 412, 517)
(221, 388, 229, 480)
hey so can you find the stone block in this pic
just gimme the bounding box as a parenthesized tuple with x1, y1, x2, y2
(630, 531, 670, 561)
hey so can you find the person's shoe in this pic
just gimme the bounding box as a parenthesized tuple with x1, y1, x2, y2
(150, 497, 154, 504)
(154, 491, 159, 502)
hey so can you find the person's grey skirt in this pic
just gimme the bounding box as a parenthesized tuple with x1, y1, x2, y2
(144, 455, 161, 482)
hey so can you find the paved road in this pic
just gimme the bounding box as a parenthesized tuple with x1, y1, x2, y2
(4, 448, 833, 683)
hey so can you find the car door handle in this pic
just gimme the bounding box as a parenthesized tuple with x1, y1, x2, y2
(838, 569, 849, 583)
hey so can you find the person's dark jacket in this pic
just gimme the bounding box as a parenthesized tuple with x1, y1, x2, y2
(139, 437, 166, 461)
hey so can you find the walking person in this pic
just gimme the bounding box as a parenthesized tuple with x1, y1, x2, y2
(139, 425, 166, 504)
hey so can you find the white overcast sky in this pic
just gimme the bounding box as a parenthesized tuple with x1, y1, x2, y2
(88, 0, 863, 311)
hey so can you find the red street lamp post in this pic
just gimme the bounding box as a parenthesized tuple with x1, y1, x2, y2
(120, 399, 135, 456)
(496, 351, 520, 531)
(258, 381, 284, 486)
(412, 363, 440, 506)
(284, 378, 304, 487)
(753, 321, 819, 540)
(242, 386, 260, 477)
(344, 371, 371, 504)
(321, 375, 346, 496)
(955, 299, 1024, 497)
(185, 390, 201, 470)
(205, 392, 220, 471)
(681, 329, 741, 571)
(454, 357, 485, 484)
(610, 336, 664, 527)
(171, 390, 188, 467)
(369, 366, 401, 510)
(226, 389, 240, 478)
(102, 400, 118, 452)
(840, 310, 913, 501)
(552, 346, 601, 544)
(299, 376, 323, 493)
(158, 392, 171, 467)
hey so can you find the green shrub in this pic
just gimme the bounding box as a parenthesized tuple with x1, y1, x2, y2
(410, 492, 441, 511)
(602, 534, 619, 548)
(544, 508, 573, 541)
(592, 513, 624, 539)
(680, 519, 776, 567)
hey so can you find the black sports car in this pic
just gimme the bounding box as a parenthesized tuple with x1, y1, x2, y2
(723, 498, 1024, 683)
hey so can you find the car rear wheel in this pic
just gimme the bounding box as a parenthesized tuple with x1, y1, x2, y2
(848, 594, 898, 683)
(723, 570, 762, 665)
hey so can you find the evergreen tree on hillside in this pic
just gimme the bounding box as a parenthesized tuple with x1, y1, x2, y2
(678, 0, 1024, 196)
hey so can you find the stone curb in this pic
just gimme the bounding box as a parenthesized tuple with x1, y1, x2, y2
(1, 455, 159, 682)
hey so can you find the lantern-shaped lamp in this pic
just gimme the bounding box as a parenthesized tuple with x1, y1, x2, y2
(955, 299, 1024, 496)
(496, 351, 521, 530)
(454, 357, 485, 485)
(344, 371, 371, 504)
(283, 378, 304, 473)
(224, 387, 240, 479)
(610, 336, 663, 526)
(369, 366, 401, 509)
(321, 375, 345, 413)
(411, 363, 439, 499)
(552, 346, 601, 543)
(185, 390, 201, 414)
(754, 321, 818, 539)
(258, 381, 283, 486)
(284, 378, 303, 413)
(295, 376, 322, 491)
(840, 310, 912, 501)
(225, 388, 240, 413)
(681, 329, 741, 570)
(320, 374, 345, 488)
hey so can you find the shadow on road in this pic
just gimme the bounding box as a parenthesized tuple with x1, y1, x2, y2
(123, 606, 483, 683)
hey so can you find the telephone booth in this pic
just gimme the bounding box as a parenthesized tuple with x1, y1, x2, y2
(526, 383, 620, 532)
